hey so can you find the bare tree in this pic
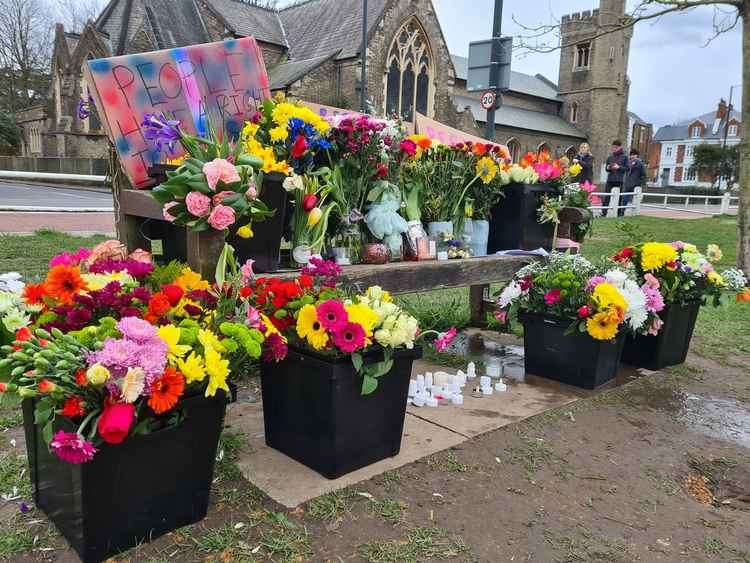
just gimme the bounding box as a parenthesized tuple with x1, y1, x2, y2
(52, 0, 106, 33)
(0, 0, 53, 111)
(515, 0, 750, 275)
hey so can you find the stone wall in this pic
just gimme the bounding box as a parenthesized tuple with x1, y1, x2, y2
(289, 58, 340, 106)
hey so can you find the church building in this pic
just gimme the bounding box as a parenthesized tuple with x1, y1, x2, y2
(17, 0, 642, 182)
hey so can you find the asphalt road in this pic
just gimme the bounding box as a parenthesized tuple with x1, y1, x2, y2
(0, 181, 114, 210)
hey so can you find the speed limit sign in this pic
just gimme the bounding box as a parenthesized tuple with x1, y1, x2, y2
(480, 90, 497, 110)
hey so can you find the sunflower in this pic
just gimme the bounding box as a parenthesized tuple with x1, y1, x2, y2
(476, 156, 499, 184)
(586, 311, 620, 341)
(43, 265, 87, 304)
(147, 367, 185, 414)
(296, 304, 329, 350)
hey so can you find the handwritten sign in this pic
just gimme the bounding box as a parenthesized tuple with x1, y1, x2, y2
(86, 38, 271, 188)
(415, 113, 508, 153)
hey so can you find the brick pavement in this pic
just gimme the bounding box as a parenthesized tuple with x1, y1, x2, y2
(0, 212, 116, 235)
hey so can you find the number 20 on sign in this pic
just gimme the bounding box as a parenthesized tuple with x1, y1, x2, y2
(481, 91, 497, 110)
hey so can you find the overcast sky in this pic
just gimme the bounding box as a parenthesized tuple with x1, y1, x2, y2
(432, 0, 742, 129)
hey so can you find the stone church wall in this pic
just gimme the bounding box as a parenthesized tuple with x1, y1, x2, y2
(288, 58, 339, 106)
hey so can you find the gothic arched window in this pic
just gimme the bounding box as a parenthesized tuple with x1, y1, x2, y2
(506, 138, 521, 163)
(81, 56, 102, 133)
(538, 142, 551, 157)
(570, 102, 578, 123)
(383, 18, 433, 121)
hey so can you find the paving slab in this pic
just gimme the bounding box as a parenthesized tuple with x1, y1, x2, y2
(227, 402, 465, 508)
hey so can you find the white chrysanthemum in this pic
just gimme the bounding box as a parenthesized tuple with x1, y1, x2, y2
(0, 273, 24, 294)
(0, 292, 21, 315)
(2, 307, 30, 332)
(498, 281, 523, 308)
(721, 268, 748, 292)
(604, 270, 649, 331)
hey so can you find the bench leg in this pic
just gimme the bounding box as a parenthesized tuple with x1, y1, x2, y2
(469, 284, 489, 326)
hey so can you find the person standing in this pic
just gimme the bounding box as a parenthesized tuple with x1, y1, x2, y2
(622, 148, 646, 217)
(573, 142, 594, 185)
(602, 140, 628, 217)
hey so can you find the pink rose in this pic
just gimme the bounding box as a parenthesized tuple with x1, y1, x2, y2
(208, 204, 236, 230)
(185, 191, 212, 217)
(203, 158, 240, 191)
(212, 191, 234, 206)
(129, 248, 152, 263)
(163, 201, 178, 222)
(246, 184, 258, 200)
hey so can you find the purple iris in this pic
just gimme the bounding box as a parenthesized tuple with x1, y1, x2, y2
(141, 113, 181, 154)
(77, 97, 93, 120)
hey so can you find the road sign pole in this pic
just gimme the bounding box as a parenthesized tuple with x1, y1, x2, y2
(485, 0, 504, 141)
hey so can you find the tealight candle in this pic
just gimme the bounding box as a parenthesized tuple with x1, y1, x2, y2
(425, 396, 439, 407)
(408, 380, 418, 397)
(495, 380, 507, 392)
(481, 386, 493, 395)
(480, 376, 491, 388)
(413, 395, 425, 407)
(451, 394, 464, 405)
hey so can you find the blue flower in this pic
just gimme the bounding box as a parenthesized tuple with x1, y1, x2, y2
(141, 114, 182, 155)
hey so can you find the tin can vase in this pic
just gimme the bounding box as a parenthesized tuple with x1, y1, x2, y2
(361, 243, 389, 265)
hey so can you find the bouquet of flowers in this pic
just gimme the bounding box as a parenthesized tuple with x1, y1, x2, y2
(495, 253, 656, 340)
(283, 172, 338, 263)
(0, 241, 265, 465)
(0, 273, 31, 346)
(242, 94, 332, 175)
(612, 242, 748, 307)
(241, 257, 455, 394)
(144, 115, 274, 236)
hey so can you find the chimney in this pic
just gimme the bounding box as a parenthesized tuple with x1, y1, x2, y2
(716, 98, 728, 119)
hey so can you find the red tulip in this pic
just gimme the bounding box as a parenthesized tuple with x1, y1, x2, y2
(97, 402, 135, 445)
(291, 134, 308, 159)
(302, 193, 318, 212)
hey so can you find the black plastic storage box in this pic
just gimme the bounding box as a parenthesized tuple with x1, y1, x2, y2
(22, 390, 228, 563)
(520, 314, 625, 389)
(621, 302, 700, 370)
(488, 182, 559, 252)
(260, 346, 421, 479)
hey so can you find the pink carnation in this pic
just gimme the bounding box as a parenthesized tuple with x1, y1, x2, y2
(50, 430, 97, 464)
(186, 191, 211, 217)
(544, 289, 562, 305)
(586, 275, 606, 291)
(163, 201, 179, 222)
(435, 327, 457, 353)
(203, 158, 240, 191)
(643, 273, 660, 289)
(207, 204, 236, 230)
(647, 317, 664, 336)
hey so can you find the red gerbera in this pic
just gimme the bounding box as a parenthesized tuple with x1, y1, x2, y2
(61, 396, 86, 418)
(22, 283, 47, 306)
(148, 368, 185, 415)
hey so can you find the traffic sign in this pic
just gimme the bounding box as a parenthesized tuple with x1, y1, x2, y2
(480, 90, 497, 110)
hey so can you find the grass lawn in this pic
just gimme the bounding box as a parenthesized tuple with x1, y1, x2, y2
(0, 218, 747, 359)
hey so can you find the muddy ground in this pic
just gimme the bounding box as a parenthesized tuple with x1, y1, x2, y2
(1, 343, 749, 562)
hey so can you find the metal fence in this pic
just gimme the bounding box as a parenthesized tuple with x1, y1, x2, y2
(589, 187, 739, 217)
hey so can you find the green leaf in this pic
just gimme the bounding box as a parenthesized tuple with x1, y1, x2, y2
(151, 186, 173, 205)
(41, 421, 53, 445)
(361, 375, 378, 395)
(351, 353, 363, 373)
(187, 178, 212, 194)
(367, 358, 394, 379)
(236, 154, 264, 169)
(34, 403, 52, 426)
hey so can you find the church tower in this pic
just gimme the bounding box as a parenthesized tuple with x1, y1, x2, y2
(558, 0, 632, 181)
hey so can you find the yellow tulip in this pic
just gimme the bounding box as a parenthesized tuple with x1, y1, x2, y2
(307, 207, 323, 227)
(237, 225, 254, 239)
(569, 162, 582, 176)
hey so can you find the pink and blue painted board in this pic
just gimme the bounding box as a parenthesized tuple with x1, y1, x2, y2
(86, 37, 270, 188)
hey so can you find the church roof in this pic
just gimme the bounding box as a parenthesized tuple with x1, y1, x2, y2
(269, 52, 339, 90)
(454, 94, 586, 139)
(144, 0, 210, 49)
(451, 55, 561, 102)
(210, 0, 287, 46)
(279, 0, 387, 60)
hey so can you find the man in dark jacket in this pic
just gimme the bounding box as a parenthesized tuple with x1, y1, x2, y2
(602, 140, 628, 217)
(622, 148, 646, 217)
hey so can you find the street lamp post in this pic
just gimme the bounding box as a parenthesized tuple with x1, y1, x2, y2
(360, 0, 368, 113)
(485, 0, 504, 141)
(722, 83, 741, 149)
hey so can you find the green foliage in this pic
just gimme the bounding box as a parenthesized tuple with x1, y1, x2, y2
(0, 114, 21, 150)
(690, 144, 738, 187)
(147, 260, 186, 289)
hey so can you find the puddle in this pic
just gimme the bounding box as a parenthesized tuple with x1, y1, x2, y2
(682, 394, 750, 449)
(445, 333, 526, 382)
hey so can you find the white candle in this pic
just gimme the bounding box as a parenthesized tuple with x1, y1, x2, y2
(408, 380, 418, 397)
(426, 396, 439, 407)
(425, 373, 433, 387)
(495, 381, 507, 392)
(451, 394, 464, 405)
(480, 376, 491, 388)
(481, 386, 493, 395)
(413, 395, 425, 407)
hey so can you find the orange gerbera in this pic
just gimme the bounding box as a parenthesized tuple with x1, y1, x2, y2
(43, 265, 87, 304)
(737, 288, 750, 303)
(22, 283, 47, 306)
(148, 367, 185, 414)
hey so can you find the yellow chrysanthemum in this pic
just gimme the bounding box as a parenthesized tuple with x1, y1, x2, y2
(174, 267, 210, 291)
(198, 329, 225, 353)
(476, 156, 499, 184)
(706, 244, 723, 263)
(269, 125, 289, 142)
(592, 282, 628, 312)
(204, 347, 230, 397)
(177, 352, 207, 384)
(296, 304, 329, 350)
(82, 271, 135, 291)
(260, 313, 284, 339)
(157, 324, 191, 361)
(586, 311, 620, 341)
(242, 121, 260, 140)
(707, 271, 725, 287)
(345, 303, 379, 339)
(640, 242, 678, 272)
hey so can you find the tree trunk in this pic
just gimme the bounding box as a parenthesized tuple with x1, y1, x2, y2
(739, 4, 750, 274)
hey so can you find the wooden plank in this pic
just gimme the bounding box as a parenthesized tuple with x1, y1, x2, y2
(275, 255, 534, 295)
(119, 189, 164, 221)
(469, 284, 489, 326)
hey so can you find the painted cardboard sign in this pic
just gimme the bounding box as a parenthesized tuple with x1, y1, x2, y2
(86, 38, 270, 188)
(415, 112, 508, 152)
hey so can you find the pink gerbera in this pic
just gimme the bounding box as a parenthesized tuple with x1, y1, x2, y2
(544, 289, 562, 305)
(316, 300, 348, 332)
(333, 322, 366, 353)
(49, 431, 97, 464)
